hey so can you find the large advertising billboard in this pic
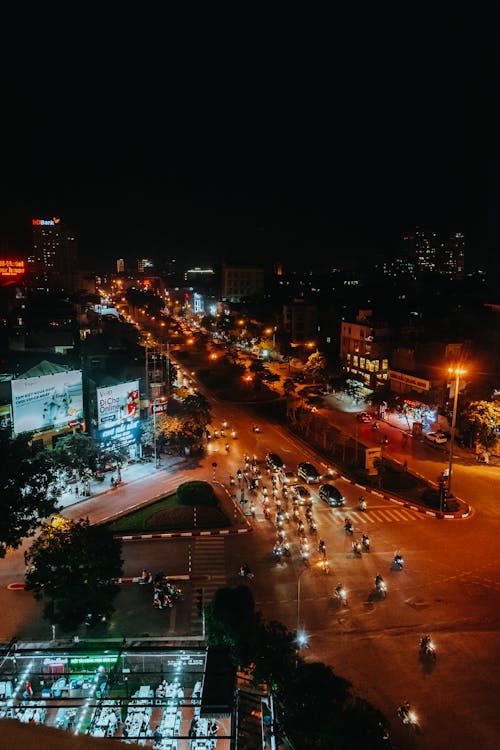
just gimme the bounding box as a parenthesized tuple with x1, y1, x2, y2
(11, 370, 84, 434)
(97, 380, 140, 447)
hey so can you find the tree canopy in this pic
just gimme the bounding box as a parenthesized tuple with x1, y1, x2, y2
(459, 400, 500, 449)
(25, 517, 123, 631)
(0, 428, 61, 558)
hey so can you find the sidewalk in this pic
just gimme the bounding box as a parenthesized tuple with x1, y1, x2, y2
(58, 455, 252, 539)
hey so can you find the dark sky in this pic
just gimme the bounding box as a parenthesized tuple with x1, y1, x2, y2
(1, 4, 496, 272)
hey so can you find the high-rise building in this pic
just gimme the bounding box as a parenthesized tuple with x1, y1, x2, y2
(116, 258, 125, 273)
(137, 258, 153, 273)
(220, 263, 265, 302)
(400, 228, 465, 278)
(28, 217, 78, 290)
(402, 228, 438, 273)
(438, 232, 465, 278)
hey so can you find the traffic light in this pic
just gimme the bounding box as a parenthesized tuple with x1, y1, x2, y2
(195, 588, 203, 617)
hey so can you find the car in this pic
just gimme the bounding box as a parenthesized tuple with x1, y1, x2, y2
(281, 469, 298, 485)
(297, 461, 323, 484)
(291, 484, 312, 504)
(356, 412, 372, 423)
(425, 431, 448, 445)
(265, 452, 285, 470)
(318, 483, 346, 507)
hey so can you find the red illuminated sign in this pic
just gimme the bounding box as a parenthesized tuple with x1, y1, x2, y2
(0, 259, 25, 277)
(32, 217, 61, 226)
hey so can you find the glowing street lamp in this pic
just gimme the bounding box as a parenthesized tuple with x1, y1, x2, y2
(446, 366, 467, 504)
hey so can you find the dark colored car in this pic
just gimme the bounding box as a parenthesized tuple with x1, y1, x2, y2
(319, 483, 346, 507)
(297, 461, 323, 484)
(265, 452, 285, 470)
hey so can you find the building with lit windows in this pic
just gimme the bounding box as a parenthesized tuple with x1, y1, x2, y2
(28, 218, 78, 291)
(340, 311, 391, 389)
(437, 232, 465, 278)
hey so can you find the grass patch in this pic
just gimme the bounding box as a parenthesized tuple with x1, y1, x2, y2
(104, 491, 232, 533)
(105, 494, 178, 533)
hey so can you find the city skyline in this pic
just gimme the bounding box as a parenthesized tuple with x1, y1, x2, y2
(1, 5, 495, 273)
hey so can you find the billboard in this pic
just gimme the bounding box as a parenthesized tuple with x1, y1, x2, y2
(97, 380, 140, 447)
(11, 370, 84, 434)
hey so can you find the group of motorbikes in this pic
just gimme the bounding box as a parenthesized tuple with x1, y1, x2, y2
(138, 569, 184, 610)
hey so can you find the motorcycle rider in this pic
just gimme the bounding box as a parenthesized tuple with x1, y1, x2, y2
(398, 701, 411, 721)
(318, 539, 326, 556)
(420, 634, 434, 655)
(375, 573, 384, 589)
(394, 551, 404, 568)
(344, 517, 353, 534)
(335, 583, 347, 604)
(239, 563, 254, 579)
(362, 533, 370, 550)
(359, 496, 367, 511)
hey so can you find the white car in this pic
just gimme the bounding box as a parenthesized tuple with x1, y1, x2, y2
(425, 431, 447, 445)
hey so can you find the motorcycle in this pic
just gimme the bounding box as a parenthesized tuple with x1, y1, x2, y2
(375, 576, 387, 599)
(419, 635, 436, 662)
(362, 534, 370, 552)
(359, 497, 367, 512)
(239, 565, 254, 580)
(393, 553, 404, 570)
(300, 548, 310, 565)
(344, 519, 354, 535)
(352, 540, 362, 556)
(334, 584, 348, 607)
(308, 520, 317, 534)
(397, 703, 419, 731)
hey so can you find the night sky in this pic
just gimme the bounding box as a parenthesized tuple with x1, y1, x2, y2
(1, 5, 496, 272)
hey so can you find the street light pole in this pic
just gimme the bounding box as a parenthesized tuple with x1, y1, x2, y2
(153, 403, 157, 469)
(296, 566, 311, 639)
(446, 366, 466, 501)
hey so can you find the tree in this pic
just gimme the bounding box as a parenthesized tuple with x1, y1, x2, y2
(302, 351, 328, 383)
(52, 432, 100, 478)
(283, 378, 297, 396)
(205, 585, 257, 666)
(0, 428, 61, 558)
(459, 400, 500, 450)
(179, 392, 212, 431)
(25, 517, 123, 631)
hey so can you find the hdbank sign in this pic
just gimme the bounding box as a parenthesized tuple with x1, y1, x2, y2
(97, 380, 140, 447)
(11, 370, 84, 434)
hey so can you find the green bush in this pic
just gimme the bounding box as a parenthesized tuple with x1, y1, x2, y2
(177, 480, 218, 507)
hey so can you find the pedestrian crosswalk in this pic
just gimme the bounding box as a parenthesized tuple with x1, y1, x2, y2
(320, 506, 427, 526)
(189, 537, 226, 632)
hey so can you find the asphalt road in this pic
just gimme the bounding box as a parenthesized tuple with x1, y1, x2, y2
(1, 394, 499, 749)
